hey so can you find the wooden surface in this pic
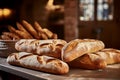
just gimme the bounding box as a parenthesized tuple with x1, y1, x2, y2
(0, 58, 120, 80)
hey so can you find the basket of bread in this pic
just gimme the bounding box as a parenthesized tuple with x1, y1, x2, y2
(0, 20, 57, 57)
(2, 20, 120, 75)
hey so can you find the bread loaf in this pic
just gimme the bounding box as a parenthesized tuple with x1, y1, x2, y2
(68, 53, 107, 70)
(61, 39, 105, 62)
(97, 48, 120, 64)
(68, 48, 120, 69)
(7, 52, 69, 74)
(22, 20, 40, 39)
(15, 39, 67, 59)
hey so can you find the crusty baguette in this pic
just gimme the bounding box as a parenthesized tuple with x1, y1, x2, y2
(22, 20, 39, 39)
(1, 34, 11, 40)
(43, 28, 53, 38)
(15, 30, 30, 39)
(52, 33, 58, 39)
(7, 52, 69, 74)
(15, 39, 67, 59)
(16, 22, 33, 39)
(34, 21, 43, 33)
(68, 53, 107, 70)
(2, 32, 20, 40)
(41, 33, 48, 40)
(97, 48, 120, 64)
(61, 39, 105, 62)
(68, 48, 120, 69)
(8, 26, 17, 33)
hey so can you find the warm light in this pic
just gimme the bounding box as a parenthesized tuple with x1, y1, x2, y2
(0, 9, 2, 17)
(3, 8, 12, 17)
(0, 8, 12, 18)
(46, 0, 61, 11)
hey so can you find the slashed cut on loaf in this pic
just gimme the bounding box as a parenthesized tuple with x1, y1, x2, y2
(15, 39, 67, 59)
(61, 39, 105, 62)
(7, 52, 69, 74)
(68, 48, 120, 70)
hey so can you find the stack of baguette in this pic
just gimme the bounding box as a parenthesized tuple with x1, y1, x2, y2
(0, 20, 57, 40)
(62, 39, 120, 70)
(7, 39, 120, 75)
(7, 39, 69, 74)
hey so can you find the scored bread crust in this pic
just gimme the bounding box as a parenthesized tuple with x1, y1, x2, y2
(68, 53, 107, 70)
(61, 39, 105, 62)
(68, 48, 120, 69)
(7, 52, 69, 74)
(15, 39, 67, 59)
(96, 48, 120, 64)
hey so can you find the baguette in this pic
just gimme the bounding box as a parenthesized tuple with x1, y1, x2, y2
(2, 32, 20, 40)
(1, 34, 11, 40)
(61, 39, 105, 62)
(97, 48, 120, 64)
(8, 26, 16, 33)
(16, 22, 33, 39)
(34, 21, 43, 33)
(68, 48, 120, 69)
(15, 39, 67, 59)
(7, 52, 69, 74)
(15, 30, 30, 39)
(43, 28, 53, 38)
(22, 20, 39, 39)
(68, 53, 107, 70)
(52, 33, 58, 39)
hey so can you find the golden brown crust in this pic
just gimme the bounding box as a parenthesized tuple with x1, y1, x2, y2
(68, 48, 120, 70)
(15, 39, 67, 59)
(96, 48, 120, 64)
(68, 54, 107, 70)
(22, 20, 39, 39)
(43, 28, 53, 38)
(16, 22, 33, 39)
(8, 26, 30, 39)
(7, 52, 69, 74)
(1, 20, 58, 40)
(2, 32, 20, 40)
(15, 30, 30, 39)
(8, 26, 16, 33)
(41, 33, 48, 40)
(62, 39, 105, 62)
(34, 21, 43, 33)
(1, 34, 11, 40)
(52, 33, 58, 39)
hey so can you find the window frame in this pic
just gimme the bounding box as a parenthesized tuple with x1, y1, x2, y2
(78, 0, 114, 22)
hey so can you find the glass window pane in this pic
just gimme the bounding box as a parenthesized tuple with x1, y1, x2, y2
(97, 0, 114, 21)
(79, 0, 94, 21)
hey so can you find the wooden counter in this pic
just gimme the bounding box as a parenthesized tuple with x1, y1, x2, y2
(0, 57, 120, 80)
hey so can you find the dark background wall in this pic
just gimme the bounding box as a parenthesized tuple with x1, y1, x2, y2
(0, 0, 120, 49)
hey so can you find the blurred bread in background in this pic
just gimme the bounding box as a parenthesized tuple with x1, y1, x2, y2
(0, 20, 58, 40)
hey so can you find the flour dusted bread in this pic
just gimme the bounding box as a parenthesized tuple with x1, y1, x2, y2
(68, 53, 107, 70)
(62, 39, 105, 62)
(97, 48, 120, 64)
(15, 39, 67, 59)
(68, 48, 120, 69)
(7, 52, 69, 74)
